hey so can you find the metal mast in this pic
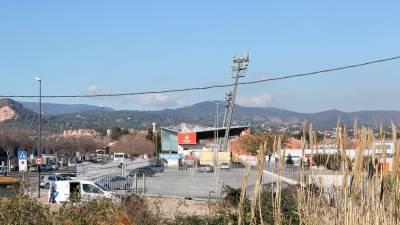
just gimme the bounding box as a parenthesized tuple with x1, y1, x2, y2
(219, 53, 250, 152)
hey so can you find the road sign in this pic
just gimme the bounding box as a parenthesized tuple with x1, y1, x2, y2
(36, 157, 43, 165)
(19, 159, 27, 171)
(18, 151, 27, 160)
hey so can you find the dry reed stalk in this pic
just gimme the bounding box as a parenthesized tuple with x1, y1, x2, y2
(341, 126, 350, 193)
(250, 141, 267, 225)
(273, 136, 284, 225)
(323, 131, 327, 155)
(353, 119, 358, 140)
(309, 126, 314, 166)
(391, 122, 399, 181)
(237, 166, 250, 225)
(350, 128, 366, 200)
(314, 131, 319, 155)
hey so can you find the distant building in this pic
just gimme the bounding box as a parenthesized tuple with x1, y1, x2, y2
(63, 129, 97, 137)
(161, 123, 249, 161)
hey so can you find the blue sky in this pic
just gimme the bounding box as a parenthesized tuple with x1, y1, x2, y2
(1, 1, 399, 112)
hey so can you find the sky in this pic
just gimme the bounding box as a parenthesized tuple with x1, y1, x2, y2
(0, 1, 399, 113)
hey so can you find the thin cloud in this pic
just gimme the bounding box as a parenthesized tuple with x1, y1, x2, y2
(237, 93, 272, 107)
(135, 93, 186, 108)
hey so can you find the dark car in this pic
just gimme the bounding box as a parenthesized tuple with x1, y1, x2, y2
(128, 167, 156, 177)
(148, 164, 164, 173)
(97, 176, 132, 190)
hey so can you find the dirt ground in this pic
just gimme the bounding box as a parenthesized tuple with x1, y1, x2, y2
(37, 193, 220, 217)
(145, 196, 220, 218)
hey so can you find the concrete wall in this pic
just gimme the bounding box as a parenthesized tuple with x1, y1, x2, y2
(199, 151, 231, 165)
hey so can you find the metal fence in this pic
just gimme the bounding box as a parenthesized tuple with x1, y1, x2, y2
(76, 160, 260, 200)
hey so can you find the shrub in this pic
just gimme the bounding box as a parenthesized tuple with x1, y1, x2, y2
(0, 194, 51, 225)
(54, 198, 124, 225)
(285, 154, 295, 165)
(123, 194, 166, 225)
(169, 214, 235, 225)
(312, 153, 344, 170)
(258, 184, 300, 225)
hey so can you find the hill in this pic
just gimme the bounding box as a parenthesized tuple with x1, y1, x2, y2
(1, 98, 400, 131)
(21, 101, 114, 116)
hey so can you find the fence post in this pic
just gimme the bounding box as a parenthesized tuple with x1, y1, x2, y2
(142, 174, 145, 195)
(135, 173, 138, 194)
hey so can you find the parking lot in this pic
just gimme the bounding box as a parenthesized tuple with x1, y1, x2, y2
(26, 166, 276, 200)
(135, 167, 272, 199)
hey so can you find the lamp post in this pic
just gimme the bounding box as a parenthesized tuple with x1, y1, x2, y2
(212, 101, 223, 160)
(127, 118, 132, 159)
(33, 76, 42, 198)
(99, 105, 105, 164)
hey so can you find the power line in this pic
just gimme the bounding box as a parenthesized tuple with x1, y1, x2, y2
(1, 55, 399, 99)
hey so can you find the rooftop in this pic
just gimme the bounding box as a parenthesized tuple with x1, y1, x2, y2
(162, 123, 248, 133)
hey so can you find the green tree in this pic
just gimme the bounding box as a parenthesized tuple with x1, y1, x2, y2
(285, 153, 294, 165)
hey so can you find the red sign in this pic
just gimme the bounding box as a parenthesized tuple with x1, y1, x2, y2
(35, 157, 43, 165)
(178, 132, 197, 145)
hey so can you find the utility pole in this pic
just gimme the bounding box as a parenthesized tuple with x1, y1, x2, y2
(33, 77, 42, 198)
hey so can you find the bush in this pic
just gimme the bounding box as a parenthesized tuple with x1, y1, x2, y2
(285, 154, 295, 165)
(312, 153, 344, 171)
(0, 194, 51, 225)
(169, 214, 235, 225)
(123, 194, 167, 225)
(258, 184, 300, 225)
(55, 198, 124, 225)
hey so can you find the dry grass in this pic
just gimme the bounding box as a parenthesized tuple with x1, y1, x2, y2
(294, 121, 400, 225)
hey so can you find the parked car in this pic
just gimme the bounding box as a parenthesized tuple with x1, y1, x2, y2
(54, 173, 77, 180)
(147, 164, 164, 173)
(50, 163, 59, 171)
(40, 174, 70, 189)
(96, 176, 132, 190)
(219, 163, 230, 170)
(0, 166, 8, 175)
(197, 164, 214, 173)
(128, 167, 156, 177)
(40, 164, 54, 172)
(230, 162, 245, 169)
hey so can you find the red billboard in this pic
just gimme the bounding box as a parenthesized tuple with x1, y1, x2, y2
(178, 132, 197, 145)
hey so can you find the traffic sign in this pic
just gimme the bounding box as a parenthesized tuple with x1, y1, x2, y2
(19, 159, 27, 171)
(18, 151, 27, 160)
(35, 157, 43, 165)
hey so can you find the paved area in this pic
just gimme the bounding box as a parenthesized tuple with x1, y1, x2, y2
(26, 167, 276, 200)
(141, 168, 272, 199)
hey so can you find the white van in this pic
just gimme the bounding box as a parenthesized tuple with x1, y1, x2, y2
(113, 153, 128, 161)
(48, 180, 121, 203)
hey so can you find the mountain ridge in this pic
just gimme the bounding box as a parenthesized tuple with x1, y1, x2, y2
(1, 98, 400, 130)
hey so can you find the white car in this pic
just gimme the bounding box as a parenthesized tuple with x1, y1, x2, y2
(220, 163, 230, 170)
(197, 164, 214, 173)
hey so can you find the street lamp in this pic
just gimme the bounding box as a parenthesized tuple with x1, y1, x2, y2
(127, 118, 132, 159)
(99, 105, 105, 164)
(212, 101, 224, 151)
(33, 76, 42, 198)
